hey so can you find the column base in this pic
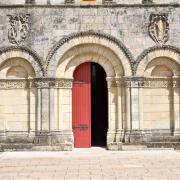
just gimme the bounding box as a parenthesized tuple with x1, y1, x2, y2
(107, 130, 122, 150)
(107, 142, 122, 151)
(35, 130, 74, 148)
(0, 130, 74, 151)
(107, 130, 116, 145)
(125, 130, 146, 143)
(174, 129, 180, 136)
(115, 129, 124, 142)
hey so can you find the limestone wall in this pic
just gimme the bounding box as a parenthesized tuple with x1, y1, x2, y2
(0, 3, 179, 148)
(0, 0, 179, 5)
(0, 89, 36, 132)
(143, 88, 172, 129)
(0, 6, 179, 60)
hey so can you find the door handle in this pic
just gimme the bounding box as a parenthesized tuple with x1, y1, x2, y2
(73, 124, 88, 131)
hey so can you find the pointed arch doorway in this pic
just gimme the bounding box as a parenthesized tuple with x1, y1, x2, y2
(72, 62, 108, 148)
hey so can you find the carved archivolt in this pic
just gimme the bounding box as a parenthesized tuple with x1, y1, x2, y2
(135, 46, 180, 76)
(148, 14, 169, 45)
(0, 46, 44, 77)
(46, 31, 133, 77)
(56, 44, 124, 78)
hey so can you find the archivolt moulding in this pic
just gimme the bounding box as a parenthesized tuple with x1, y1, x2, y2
(0, 46, 44, 77)
(56, 43, 124, 78)
(46, 31, 134, 77)
(135, 45, 180, 76)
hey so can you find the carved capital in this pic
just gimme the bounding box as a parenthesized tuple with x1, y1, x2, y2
(106, 77, 117, 88)
(115, 78, 124, 87)
(55, 79, 73, 88)
(0, 79, 28, 89)
(124, 77, 180, 88)
(33, 78, 55, 88)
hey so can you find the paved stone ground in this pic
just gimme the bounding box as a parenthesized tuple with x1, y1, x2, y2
(0, 148, 180, 180)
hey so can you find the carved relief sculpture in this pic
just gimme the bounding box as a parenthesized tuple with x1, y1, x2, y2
(148, 14, 169, 45)
(7, 14, 30, 44)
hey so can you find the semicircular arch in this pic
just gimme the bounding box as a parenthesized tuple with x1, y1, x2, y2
(135, 46, 180, 76)
(46, 31, 133, 77)
(144, 57, 180, 77)
(56, 44, 125, 78)
(61, 53, 119, 78)
(0, 46, 44, 77)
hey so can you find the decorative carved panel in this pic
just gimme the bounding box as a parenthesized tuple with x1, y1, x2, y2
(148, 14, 169, 45)
(7, 14, 30, 45)
(55, 79, 73, 88)
(0, 79, 28, 89)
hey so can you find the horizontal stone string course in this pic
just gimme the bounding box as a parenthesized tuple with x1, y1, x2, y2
(0, 78, 179, 89)
(0, 78, 73, 89)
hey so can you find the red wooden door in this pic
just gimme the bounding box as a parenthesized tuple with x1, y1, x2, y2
(72, 62, 91, 148)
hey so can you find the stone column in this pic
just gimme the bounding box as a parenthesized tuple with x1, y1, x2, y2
(51, 78, 73, 150)
(173, 78, 180, 136)
(34, 78, 52, 145)
(41, 88, 50, 131)
(50, 88, 55, 131)
(115, 78, 124, 142)
(131, 87, 139, 130)
(28, 80, 37, 137)
(139, 87, 144, 130)
(106, 77, 122, 150)
(124, 81, 131, 142)
(128, 80, 145, 143)
(58, 88, 64, 130)
(37, 88, 42, 132)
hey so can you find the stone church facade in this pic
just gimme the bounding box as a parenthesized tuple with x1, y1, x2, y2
(0, 0, 180, 151)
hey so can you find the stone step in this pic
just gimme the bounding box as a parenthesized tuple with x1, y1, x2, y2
(146, 142, 180, 150)
(151, 136, 180, 142)
(122, 145, 148, 151)
(122, 143, 178, 151)
(0, 143, 72, 151)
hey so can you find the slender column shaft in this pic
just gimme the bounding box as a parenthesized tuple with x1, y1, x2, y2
(139, 88, 144, 130)
(126, 87, 131, 130)
(117, 83, 122, 130)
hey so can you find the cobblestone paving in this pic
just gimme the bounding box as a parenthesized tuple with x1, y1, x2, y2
(0, 148, 180, 180)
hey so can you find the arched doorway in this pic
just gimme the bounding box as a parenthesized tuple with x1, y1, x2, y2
(72, 62, 108, 148)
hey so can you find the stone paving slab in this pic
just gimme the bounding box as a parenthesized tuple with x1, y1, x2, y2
(0, 148, 180, 180)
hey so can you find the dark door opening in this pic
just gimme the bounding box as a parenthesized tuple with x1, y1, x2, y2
(91, 63, 108, 146)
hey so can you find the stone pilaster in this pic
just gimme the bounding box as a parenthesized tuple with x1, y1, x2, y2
(33, 78, 54, 145)
(106, 77, 122, 150)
